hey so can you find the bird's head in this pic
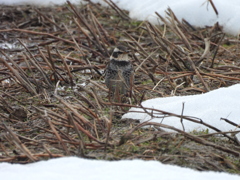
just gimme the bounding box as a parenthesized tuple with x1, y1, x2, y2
(110, 45, 130, 61)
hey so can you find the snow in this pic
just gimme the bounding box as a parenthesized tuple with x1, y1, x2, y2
(114, 0, 240, 35)
(0, 0, 81, 6)
(1, 0, 240, 35)
(0, 0, 240, 178)
(123, 84, 240, 138)
(0, 157, 239, 180)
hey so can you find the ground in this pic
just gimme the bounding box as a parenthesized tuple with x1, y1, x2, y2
(0, 1, 240, 174)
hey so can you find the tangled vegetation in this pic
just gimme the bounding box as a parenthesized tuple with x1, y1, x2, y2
(0, 1, 240, 174)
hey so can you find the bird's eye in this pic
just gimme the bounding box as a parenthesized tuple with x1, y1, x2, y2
(112, 52, 119, 58)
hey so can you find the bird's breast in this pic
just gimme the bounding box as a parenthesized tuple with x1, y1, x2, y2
(109, 59, 132, 69)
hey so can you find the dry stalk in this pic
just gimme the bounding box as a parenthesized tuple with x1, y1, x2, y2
(197, 37, 211, 65)
(124, 32, 158, 66)
(46, 117, 70, 155)
(54, 95, 93, 128)
(89, 9, 109, 56)
(206, 0, 218, 15)
(0, 54, 37, 95)
(221, 118, 240, 128)
(210, 33, 225, 67)
(3, 123, 38, 162)
(103, 0, 130, 21)
(18, 39, 53, 87)
(186, 56, 210, 92)
(161, 9, 192, 51)
(136, 121, 240, 157)
(56, 49, 74, 87)
(63, 23, 86, 56)
(67, 111, 85, 157)
(67, 1, 106, 55)
(34, 8, 63, 30)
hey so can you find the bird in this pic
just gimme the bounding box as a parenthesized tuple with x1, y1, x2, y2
(105, 45, 134, 102)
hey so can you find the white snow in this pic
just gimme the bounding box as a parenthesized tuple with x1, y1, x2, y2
(123, 84, 240, 138)
(1, 0, 240, 178)
(1, 0, 240, 35)
(114, 0, 240, 35)
(0, 157, 239, 180)
(0, 0, 81, 6)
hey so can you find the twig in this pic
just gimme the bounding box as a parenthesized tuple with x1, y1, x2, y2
(145, 122, 240, 157)
(3, 123, 38, 162)
(180, 102, 185, 131)
(187, 56, 210, 92)
(67, 111, 85, 157)
(46, 117, 70, 155)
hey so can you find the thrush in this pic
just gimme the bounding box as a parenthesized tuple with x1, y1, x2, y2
(105, 45, 134, 101)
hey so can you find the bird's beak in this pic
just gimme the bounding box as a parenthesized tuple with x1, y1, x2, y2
(122, 49, 131, 54)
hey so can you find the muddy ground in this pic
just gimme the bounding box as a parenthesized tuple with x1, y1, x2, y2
(0, 1, 240, 174)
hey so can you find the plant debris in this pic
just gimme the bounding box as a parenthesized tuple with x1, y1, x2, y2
(0, 1, 240, 174)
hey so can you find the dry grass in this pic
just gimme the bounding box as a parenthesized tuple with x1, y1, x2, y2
(0, 1, 240, 174)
